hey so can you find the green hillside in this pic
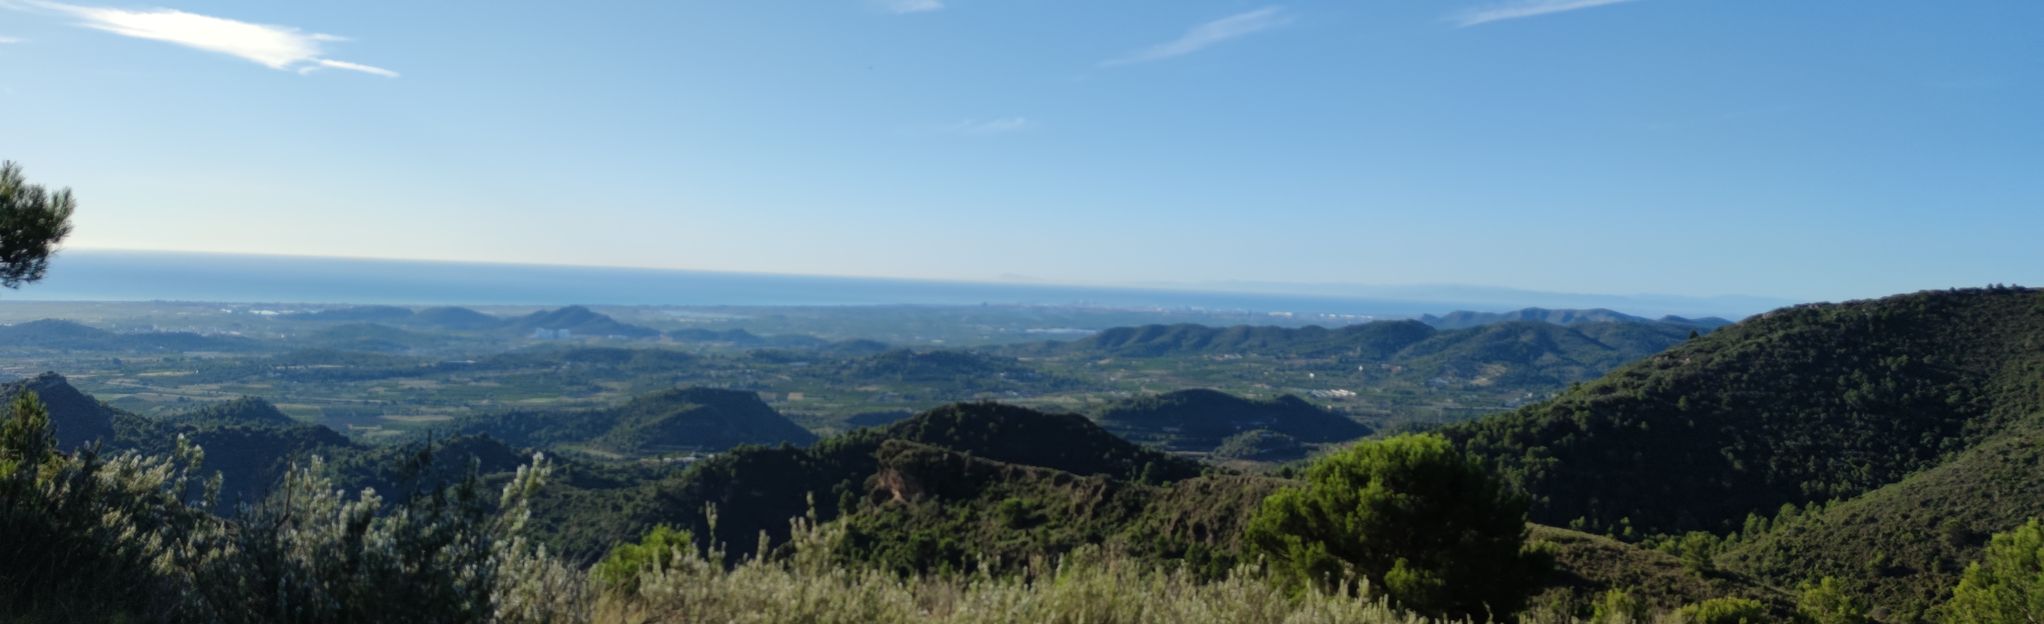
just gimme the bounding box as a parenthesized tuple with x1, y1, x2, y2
(1094, 388, 1370, 451)
(1448, 288, 2044, 535)
(112, 411, 359, 509)
(461, 387, 818, 455)
(175, 396, 301, 426)
(834, 439, 1280, 576)
(1039, 316, 1705, 391)
(0, 319, 257, 352)
(2, 372, 116, 451)
(1439, 287, 2044, 620)
(535, 401, 1206, 563)
(1719, 425, 2044, 621)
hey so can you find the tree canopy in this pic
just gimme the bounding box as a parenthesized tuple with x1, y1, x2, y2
(1244, 433, 1537, 620)
(0, 161, 76, 289)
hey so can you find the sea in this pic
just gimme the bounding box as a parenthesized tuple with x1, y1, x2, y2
(10, 250, 1775, 318)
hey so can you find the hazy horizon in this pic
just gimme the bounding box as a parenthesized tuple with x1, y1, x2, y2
(5, 1, 2039, 301)
(14, 248, 1794, 318)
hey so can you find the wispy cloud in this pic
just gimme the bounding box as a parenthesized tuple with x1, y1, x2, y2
(0, 36, 22, 44)
(1451, 0, 1636, 27)
(945, 117, 1031, 136)
(14, 0, 396, 76)
(880, 0, 943, 14)
(1101, 6, 1291, 67)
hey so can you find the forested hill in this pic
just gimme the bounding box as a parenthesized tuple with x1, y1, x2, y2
(1022, 316, 1710, 390)
(1094, 389, 1370, 452)
(1419, 307, 1733, 331)
(0, 319, 257, 352)
(458, 387, 817, 455)
(1, 373, 117, 451)
(1446, 286, 2044, 531)
(532, 402, 1207, 563)
(1045, 314, 1711, 361)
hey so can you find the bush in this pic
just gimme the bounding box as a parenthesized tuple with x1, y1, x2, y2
(1796, 576, 1868, 624)
(0, 387, 586, 623)
(1589, 588, 1647, 624)
(1942, 518, 2044, 623)
(0, 391, 224, 620)
(1243, 433, 1536, 620)
(1675, 531, 1719, 575)
(594, 524, 696, 594)
(1669, 597, 1767, 624)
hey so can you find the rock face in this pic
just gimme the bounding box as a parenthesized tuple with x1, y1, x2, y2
(1, 372, 117, 452)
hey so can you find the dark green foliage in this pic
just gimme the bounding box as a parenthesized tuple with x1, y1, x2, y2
(1675, 531, 1721, 575)
(886, 402, 1203, 481)
(1939, 519, 2044, 623)
(846, 410, 914, 428)
(1526, 526, 1792, 617)
(1095, 389, 1369, 451)
(835, 349, 1078, 394)
(832, 439, 1280, 578)
(593, 524, 696, 594)
(0, 392, 55, 473)
(4, 392, 580, 623)
(1796, 576, 1869, 624)
(112, 410, 359, 510)
(1669, 597, 1768, 623)
(0, 161, 75, 289)
(1420, 307, 1731, 332)
(1449, 288, 2044, 537)
(0, 391, 219, 621)
(1590, 588, 1648, 623)
(2, 372, 115, 452)
(611, 429, 888, 564)
(1067, 320, 1438, 358)
(543, 402, 1208, 566)
(1244, 434, 1537, 619)
(1709, 429, 2044, 621)
(462, 386, 817, 455)
(176, 396, 299, 426)
(1046, 316, 1701, 391)
(1212, 429, 1309, 462)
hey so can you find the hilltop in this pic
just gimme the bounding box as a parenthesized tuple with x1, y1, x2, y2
(460, 387, 817, 456)
(410, 306, 503, 329)
(174, 396, 300, 426)
(1, 373, 117, 451)
(1419, 307, 1732, 331)
(1443, 287, 2044, 619)
(510, 305, 660, 339)
(533, 401, 1205, 562)
(1031, 316, 1707, 391)
(1094, 388, 1370, 453)
(0, 319, 256, 352)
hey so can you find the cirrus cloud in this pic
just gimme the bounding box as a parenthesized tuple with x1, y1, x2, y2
(1102, 7, 1292, 68)
(1451, 0, 1637, 27)
(13, 0, 396, 77)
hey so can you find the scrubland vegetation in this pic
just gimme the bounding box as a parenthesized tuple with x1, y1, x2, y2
(10, 164, 2044, 623)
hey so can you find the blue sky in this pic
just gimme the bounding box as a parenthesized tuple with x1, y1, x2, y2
(0, 0, 2039, 302)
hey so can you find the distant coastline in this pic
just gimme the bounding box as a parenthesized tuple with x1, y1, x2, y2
(14, 249, 1781, 318)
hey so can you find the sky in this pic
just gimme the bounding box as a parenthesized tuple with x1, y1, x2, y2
(0, 0, 2040, 302)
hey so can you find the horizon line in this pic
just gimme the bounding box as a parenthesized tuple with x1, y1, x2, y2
(56, 246, 1789, 308)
